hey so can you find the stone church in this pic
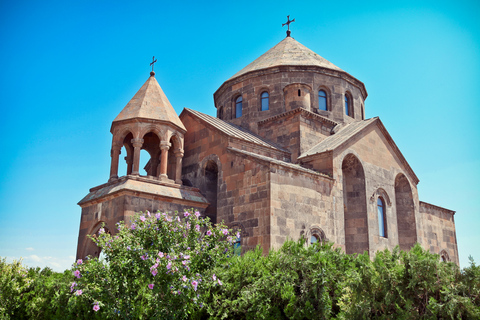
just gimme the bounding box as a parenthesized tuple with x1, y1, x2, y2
(76, 31, 458, 264)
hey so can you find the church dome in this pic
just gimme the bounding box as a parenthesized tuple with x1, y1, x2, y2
(214, 36, 367, 131)
(228, 37, 344, 81)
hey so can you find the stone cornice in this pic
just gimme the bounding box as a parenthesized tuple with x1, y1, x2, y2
(420, 201, 455, 215)
(258, 107, 338, 127)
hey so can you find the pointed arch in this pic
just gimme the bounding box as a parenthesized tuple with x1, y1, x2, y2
(342, 153, 368, 254)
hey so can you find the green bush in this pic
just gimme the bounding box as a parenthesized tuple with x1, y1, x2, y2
(1, 210, 479, 319)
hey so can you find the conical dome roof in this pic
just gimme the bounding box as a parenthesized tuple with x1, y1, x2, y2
(229, 37, 344, 80)
(113, 73, 186, 131)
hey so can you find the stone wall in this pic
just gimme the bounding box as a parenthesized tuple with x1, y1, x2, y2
(420, 201, 458, 264)
(270, 165, 334, 250)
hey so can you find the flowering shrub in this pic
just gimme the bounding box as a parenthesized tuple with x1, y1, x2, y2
(69, 209, 236, 319)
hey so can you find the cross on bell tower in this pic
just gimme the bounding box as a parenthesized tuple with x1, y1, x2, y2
(282, 15, 295, 37)
(150, 56, 157, 76)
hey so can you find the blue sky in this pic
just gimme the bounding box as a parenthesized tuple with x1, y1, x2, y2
(0, 0, 478, 271)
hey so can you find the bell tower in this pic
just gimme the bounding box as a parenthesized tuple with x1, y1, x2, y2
(76, 70, 208, 259)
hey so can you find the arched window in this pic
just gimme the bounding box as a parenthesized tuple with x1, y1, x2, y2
(318, 90, 327, 111)
(261, 92, 269, 111)
(440, 250, 450, 262)
(310, 234, 320, 244)
(233, 233, 241, 256)
(309, 228, 326, 245)
(235, 96, 242, 118)
(345, 95, 350, 116)
(377, 197, 387, 237)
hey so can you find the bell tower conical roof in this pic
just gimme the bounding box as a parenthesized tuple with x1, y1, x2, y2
(112, 72, 186, 131)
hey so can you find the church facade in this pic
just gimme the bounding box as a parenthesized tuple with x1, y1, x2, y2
(77, 34, 458, 264)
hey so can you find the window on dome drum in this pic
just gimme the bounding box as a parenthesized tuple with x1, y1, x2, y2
(345, 95, 350, 116)
(377, 197, 387, 237)
(318, 90, 327, 111)
(235, 96, 242, 118)
(261, 92, 269, 111)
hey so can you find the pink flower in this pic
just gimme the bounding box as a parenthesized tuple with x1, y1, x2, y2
(151, 269, 158, 276)
(77, 259, 83, 265)
(222, 229, 229, 235)
(146, 210, 151, 217)
(212, 274, 217, 281)
(158, 251, 164, 258)
(195, 225, 200, 232)
(93, 303, 100, 312)
(236, 231, 241, 239)
(182, 275, 187, 282)
(176, 216, 181, 222)
(98, 227, 105, 234)
(148, 283, 154, 289)
(131, 224, 136, 230)
(184, 211, 190, 217)
(195, 211, 200, 218)
(167, 262, 172, 270)
(141, 255, 147, 260)
(75, 289, 83, 296)
(73, 270, 81, 279)
(206, 230, 212, 236)
(192, 280, 198, 291)
(70, 282, 77, 292)
(218, 279, 222, 286)
(140, 215, 146, 222)
(155, 212, 161, 220)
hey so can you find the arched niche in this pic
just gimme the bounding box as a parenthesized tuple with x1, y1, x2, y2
(395, 173, 417, 250)
(342, 154, 368, 254)
(83, 222, 110, 259)
(204, 160, 219, 224)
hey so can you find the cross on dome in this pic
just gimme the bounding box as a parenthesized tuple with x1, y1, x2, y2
(282, 15, 295, 37)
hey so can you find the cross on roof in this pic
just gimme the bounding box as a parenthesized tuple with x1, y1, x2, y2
(150, 56, 157, 72)
(282, 15, 295, 37)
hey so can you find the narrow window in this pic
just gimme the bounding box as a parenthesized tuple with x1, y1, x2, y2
(377, 197, 387, 237)
(310, 234, 319, 244)
(318, 90, 327, 111)
(298, 89, 301, 97)
(345, 95, 350, 116)
(261, 92, 269, 111)
(235, 96, 242, 118)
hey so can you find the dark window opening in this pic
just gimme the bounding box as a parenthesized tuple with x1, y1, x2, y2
(377, 197, 387, 237)
(235, 96, 242, 118)
(319, 90, 327, 111)
(298, 89, 301, 97)
(261, 92, 269, 111)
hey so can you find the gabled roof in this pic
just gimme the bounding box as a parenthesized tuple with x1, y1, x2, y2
(228, 147, 332, 180)
(113, 73, 186, 131)
(299, 118, 377, 158)
(229, 37, 344, 81)
(299, 117, 419, 184)
(181, 108, 289, 153)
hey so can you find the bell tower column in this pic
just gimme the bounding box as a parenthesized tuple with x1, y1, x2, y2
(174, 149, 184, 184)
(109, 143, 122, 181)
(131, 138, 144, 175)
(159, 142, 171, 179)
